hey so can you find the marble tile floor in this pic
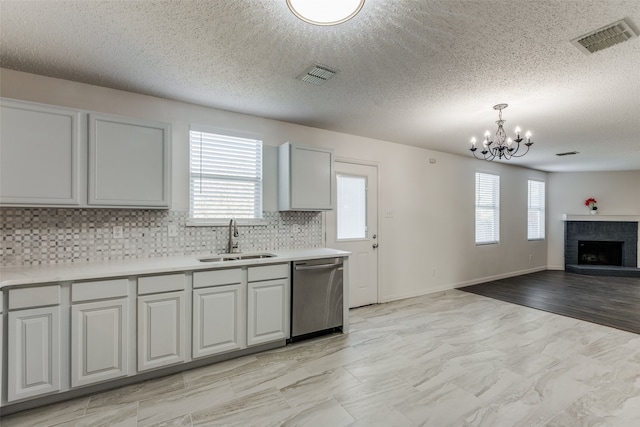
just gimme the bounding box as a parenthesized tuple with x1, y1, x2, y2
(2, 289, 640, 427)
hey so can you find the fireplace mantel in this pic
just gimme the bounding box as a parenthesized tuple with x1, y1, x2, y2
(562, 214, 640, 222)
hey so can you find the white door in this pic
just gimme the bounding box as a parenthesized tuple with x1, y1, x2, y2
(247, 279, 288, 346)
(192, 284, 244, 358)
(137, 291, 186, 371)
(71, 299, 129, 387)
(7, 306, 61, 402)
(326, 161, 378, 308)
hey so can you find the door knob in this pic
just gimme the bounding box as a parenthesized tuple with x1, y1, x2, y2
(372, 243, 379, 249)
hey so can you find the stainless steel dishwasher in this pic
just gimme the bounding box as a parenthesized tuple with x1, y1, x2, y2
(290, 257, 343, 342)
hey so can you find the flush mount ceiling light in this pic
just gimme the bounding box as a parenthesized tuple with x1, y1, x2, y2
(469, 104, 534, 161)
(287, 0, 365, 26)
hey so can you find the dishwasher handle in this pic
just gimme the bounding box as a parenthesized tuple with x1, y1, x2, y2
(294, 263, 343, 271)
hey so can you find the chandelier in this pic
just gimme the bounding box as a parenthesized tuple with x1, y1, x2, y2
(470, 104, 533, 161)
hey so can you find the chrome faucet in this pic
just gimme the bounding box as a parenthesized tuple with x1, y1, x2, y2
(227, 218, 239, 253)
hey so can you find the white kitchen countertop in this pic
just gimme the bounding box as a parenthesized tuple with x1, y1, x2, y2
(0, 248, 350, 289)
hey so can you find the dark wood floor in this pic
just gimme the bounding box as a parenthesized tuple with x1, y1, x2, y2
(459, 270, 640, 335)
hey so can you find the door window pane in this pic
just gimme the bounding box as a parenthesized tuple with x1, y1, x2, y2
(337, 174, 366, 240)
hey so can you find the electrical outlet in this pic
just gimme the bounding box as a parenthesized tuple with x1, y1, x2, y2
(292, 224, 301, 234)
(113, 226, 123, 239)
(168, 224, 178, 237)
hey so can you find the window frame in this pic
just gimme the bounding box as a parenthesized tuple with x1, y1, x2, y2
(187, 126, 264, 226)
(527, 179, 546, 241)
(475, 171, 500, 245)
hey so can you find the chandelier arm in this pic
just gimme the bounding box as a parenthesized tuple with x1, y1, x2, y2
(510, 142, 533, 158)
(483, 149, 497, 161)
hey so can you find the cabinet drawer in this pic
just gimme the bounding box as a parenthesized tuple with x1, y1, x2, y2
(193, 268, 243, 289)
(248, 263, 289, 282)
(72, 278, 129, 302)
(9, 285, 61, 310)
(138, 274, 185, 295)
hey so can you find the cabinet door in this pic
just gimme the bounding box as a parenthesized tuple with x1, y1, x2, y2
(192, 284, 244, 359)
(71, 299, 129, 387)
(278, 142, 333, 211)
(247, 278, 289, 346)
(0, 99, 80, 205)
(137, 291, 185, 371)
(1, 293, 3, 404)
(7, 306, 61, 402)
(88, 113, 170, 207)
(291, 145, 332, 209)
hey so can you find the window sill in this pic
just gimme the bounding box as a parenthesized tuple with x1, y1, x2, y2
(186, 220, 268, 227)
(476, 241, 499, 246)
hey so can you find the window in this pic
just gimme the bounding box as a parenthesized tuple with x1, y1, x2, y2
(336, 174, 367, 240)
(189, 128, 262, 221)
(475, 172, 500, 244)
(528, 180, 545, 240)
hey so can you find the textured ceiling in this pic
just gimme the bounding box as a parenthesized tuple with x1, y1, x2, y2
(1, 0, 639, 172)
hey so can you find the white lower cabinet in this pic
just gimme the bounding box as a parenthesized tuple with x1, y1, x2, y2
(71, 299, 129, 387)
(137, 291, 186, 371)
(193, 284, 244, 358)
(1, 293, 4, 404)
(7, 306, 61, 402)
(247, 264, 290, 346)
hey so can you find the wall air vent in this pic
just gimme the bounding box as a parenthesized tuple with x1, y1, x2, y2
(556, 151, 579, 156)
(571, 19, 638, 55)
(297, 64, 338, 86)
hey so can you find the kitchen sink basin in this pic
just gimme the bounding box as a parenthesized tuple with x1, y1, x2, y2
(198, 253, 276, 262)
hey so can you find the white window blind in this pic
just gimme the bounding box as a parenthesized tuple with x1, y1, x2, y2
(528, 180, 545, 240)
(189, 129, 263, 220)
(475, 172, 500, 244)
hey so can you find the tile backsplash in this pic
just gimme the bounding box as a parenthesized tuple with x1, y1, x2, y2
(0, 208, 323, 267)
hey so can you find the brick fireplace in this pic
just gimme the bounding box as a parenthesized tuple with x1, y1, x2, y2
(564, 220, 638, 269)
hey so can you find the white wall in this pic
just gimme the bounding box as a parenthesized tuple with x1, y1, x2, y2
(547, 171, 640, 269)
(1, 68, 548, 302)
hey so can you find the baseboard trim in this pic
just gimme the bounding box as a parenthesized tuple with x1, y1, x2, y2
(452, 266, 548, 289)
(378, 266, 549, 303)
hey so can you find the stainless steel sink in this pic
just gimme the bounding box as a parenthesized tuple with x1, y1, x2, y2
(198, 253, 276, 262)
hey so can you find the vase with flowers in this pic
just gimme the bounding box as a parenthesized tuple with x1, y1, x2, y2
(585, 197, 598, 214)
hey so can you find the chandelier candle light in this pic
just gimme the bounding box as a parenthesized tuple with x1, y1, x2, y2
(470, 104, 533, 161)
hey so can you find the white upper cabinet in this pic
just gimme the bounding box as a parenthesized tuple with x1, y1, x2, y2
(0, 98, 171, 209)
(88, 113, 170, 207)
(0, 99, 80, 205)
(278, 142, 333, 211)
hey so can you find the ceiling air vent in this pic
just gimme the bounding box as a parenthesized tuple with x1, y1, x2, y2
(556, 151, 579, 156)
(571, 18, 638, 55)
(297, 64, 337, 86)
